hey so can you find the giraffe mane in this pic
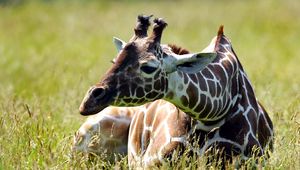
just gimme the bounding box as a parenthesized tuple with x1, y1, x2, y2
(167, 44, 190, 55)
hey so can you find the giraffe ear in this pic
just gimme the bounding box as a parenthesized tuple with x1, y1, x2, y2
(174, 52, 217, 73)
(113, 37, 126, 52)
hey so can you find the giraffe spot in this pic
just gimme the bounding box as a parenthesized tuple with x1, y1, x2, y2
(120, 85, 130, 97)
(145, 77, 153, 83)
(207, 80, 216, 97)
(180, 96, 188, 107)
(132, 98, 139, 103)
(130, 83, 138, 96)
(145, 84, 152, 93)
(213, 96, 231, 119)
(154, 79, 161, 90)
(200, 101, 213, 119)
(257, 104, 273, 150)
(216, 83, 222, 97)
(146, 91, 158, 99)
(134, 77, 143, 84)
(244, 134, 262, 157)
(157, 93, 164, 99)
(230, 76, 238, 98)
(208, 100, 218, 118)
(123, 98, 132, 103)
(183, 74, 189, 84)
(247, 109, 258, 133)
(217, 100, 224, 115)
(186, 83, 198, 109)
(189, 74, 198, 84)
(219, 114, 249, 145)
(218, 38, 231, 50)
(201, 68, 214, 79)
(137, 98, 145, 104)
(194, 94, 206, 115)
(154, 71, 160, 79)
(136, 87, 145, 98)
(222, 60, 234, 77)
(161, 78, 167, 90)
(198, 78, 207, 92)
(213, 65, 227, 86)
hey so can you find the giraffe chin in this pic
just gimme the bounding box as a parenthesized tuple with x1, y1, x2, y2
(79, 104, 109, 116)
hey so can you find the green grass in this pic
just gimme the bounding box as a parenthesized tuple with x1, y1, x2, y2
(0, 0, 299, 169)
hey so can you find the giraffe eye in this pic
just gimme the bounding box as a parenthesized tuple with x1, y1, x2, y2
(140, 65, 157, 74)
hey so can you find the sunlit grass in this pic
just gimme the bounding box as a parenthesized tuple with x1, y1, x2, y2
(0, 0, 299, 169)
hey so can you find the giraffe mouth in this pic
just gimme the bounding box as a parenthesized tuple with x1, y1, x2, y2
(79, 103, 109, 116)
(79, 90, 114, 116)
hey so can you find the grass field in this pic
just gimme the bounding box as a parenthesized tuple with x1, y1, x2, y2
(0, 0, 299, 169)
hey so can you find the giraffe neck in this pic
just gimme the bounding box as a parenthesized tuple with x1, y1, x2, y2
(163, 37, 243, 124)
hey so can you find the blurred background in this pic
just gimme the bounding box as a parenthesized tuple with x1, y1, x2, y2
(0, 0, 299, 169)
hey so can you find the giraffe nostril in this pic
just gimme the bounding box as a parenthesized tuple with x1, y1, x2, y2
(91, 87, 105, 99)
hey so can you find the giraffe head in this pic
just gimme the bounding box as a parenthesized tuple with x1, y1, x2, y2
(79, 15, 216, 115)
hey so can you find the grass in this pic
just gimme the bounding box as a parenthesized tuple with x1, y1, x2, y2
(0, 0, 299, 169)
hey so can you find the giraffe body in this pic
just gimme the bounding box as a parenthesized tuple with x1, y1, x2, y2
(79, 15, 274, 166)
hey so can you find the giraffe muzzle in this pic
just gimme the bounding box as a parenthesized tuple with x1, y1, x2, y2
(79, 86, 113, 116)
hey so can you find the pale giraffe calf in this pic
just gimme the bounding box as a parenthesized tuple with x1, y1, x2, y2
(73, 99, 190, 167)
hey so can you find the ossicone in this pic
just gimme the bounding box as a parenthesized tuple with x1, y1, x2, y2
(132, 14, 153, 40)
(218, 25, 224, 37)
(149, 18, 168, 44)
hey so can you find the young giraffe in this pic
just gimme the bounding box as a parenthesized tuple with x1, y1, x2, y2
(79, 15, 273, 165)
(73, 99, 190, 167)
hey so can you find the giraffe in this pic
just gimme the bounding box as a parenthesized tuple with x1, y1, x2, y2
(73, 106, 134, 156)
(79, 15, 274, 166)
(73, 99, 190, 167)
